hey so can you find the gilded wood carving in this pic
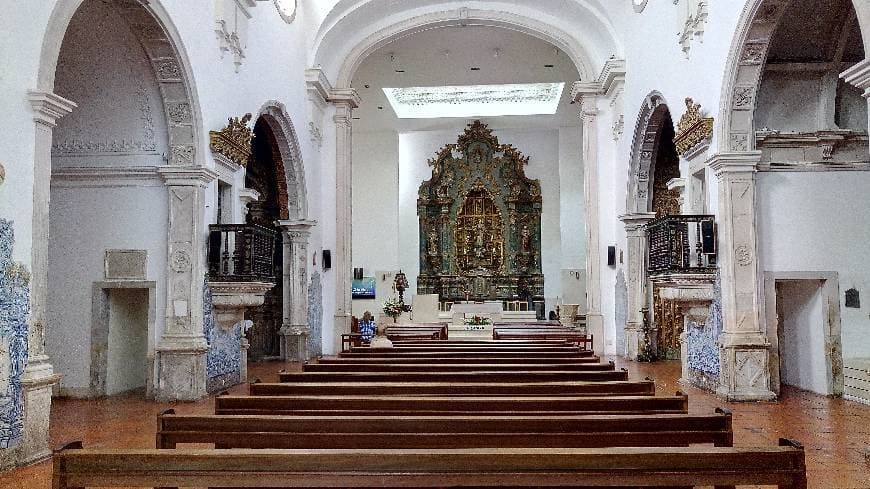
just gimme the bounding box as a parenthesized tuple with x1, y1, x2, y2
(417, 121, 544, 302)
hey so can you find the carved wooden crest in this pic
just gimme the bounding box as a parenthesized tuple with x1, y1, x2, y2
(209, 113, 253, 166)
(673, 98, 713, 156)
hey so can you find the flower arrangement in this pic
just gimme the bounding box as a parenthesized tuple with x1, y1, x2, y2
(463, 315, 492, 330)
(382, 297, 403, 322)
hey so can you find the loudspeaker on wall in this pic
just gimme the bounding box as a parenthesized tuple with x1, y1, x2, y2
(607, 246, 616, 267)
(322, 250, 331, 270)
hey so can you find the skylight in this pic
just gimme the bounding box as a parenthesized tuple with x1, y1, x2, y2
(382, 82, 565, 119)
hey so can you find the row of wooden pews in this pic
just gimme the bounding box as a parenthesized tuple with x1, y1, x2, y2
(52, 334, 808, 488)
(493, 321, 594, 349)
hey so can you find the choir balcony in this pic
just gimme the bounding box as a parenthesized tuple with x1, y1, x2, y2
(207, 224, 278, 283)
(645, 214, 717, 278)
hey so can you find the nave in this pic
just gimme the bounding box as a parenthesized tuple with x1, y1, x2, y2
(5, 337, 868, 488)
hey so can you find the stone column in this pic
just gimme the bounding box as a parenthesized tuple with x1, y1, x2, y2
(154, 166, 217, 401)
(709, 152, 775, 401)
(278, 219, 316, 361)
(573, 85, 604, 353)
(10, 91, 75, 467)
(618, 212, 656, 360)
(841, 59, 870, 140)
(330, 90, 360, 353)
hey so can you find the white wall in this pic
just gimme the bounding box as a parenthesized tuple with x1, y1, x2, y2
(758, 172, 870, 360)
(106, 288, 149, 395)
(778, 280, 827, 394)
(47, 185, 168, 391)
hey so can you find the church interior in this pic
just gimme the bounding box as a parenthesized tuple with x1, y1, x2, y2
(1, 0, 870, 487)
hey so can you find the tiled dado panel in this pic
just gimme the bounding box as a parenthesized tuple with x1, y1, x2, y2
(0, 219, 30, 449)
(202, 280, 242, 393)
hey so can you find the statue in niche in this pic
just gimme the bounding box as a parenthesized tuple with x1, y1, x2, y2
(520, 224, 531, 253)
(474, 219, 486, 259)
(427, 229, 440, 256)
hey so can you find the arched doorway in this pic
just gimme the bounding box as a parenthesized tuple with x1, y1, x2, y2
(244, 117, 289, 360)
(43, 0, 203, 399)
(715, 0, 866, 400)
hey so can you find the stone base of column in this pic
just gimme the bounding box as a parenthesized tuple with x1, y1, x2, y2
(0, 357, 61, 470)
(678, 331, 691, 385)
(623, 326, 642, 360)
(153, 339, 208, 401)
(333, 314, 351, 354)
(280, 324, 309, 362)
(240, 337, 250, 382)
(585, 312, 604, 353)
(716, 333, 776, 401)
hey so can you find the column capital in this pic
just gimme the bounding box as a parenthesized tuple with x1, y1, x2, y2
(618, 212, 657, 229)
(28, 91, 76, 127)
(840, 58, 870, 98)
(277, 219, 317, 239)
(707, 151, 762, 177)
(157, 166, 218, 187)
(571, 81, 601, 119)
(329, 88, 361, 109)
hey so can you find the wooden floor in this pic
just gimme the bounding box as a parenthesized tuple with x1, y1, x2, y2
(2, 356, 868, 488)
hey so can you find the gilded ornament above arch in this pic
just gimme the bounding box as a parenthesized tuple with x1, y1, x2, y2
(673, 97, 713, 156)
(209, 113, 253, 167)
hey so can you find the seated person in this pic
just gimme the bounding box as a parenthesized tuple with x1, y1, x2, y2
(359, 311, 376, 344)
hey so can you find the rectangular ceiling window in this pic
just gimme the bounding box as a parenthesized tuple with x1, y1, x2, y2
(383, 82, 565, 119)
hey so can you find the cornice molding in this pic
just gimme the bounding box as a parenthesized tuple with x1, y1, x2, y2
(157, 165, 219, 187)
(28, 91, 77, 126)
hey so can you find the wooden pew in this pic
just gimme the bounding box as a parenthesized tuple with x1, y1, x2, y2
(156, 408, 733, 449)
(339, 349, 595, 358)
(250, 379, 655, 396)
(302, 361, 615, 373)
(278, 369, 629, 383)
(53, 442, 808, 489)
(348, 345, 587, 354)
(213, 393, 689, 415)
(319, 355, 602, 364)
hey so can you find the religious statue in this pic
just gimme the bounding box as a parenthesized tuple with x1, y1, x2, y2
(520, 224, 531, 252)
(394, 269, 409, 306)
(427, 229, 439, 255)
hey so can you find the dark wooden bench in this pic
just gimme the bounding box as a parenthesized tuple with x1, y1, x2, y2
(358, 345, 586, 353)
(278, 369, 629, 383)
(250, 379, 655, 396)
(156, 408, 732, 449)
(302, 361, 615, 373)
(339, 349, 595, 358)
(213, 393, 689, 415)
(493, 331, 593, 349)
(52, 442, 808, 489)
(320, 355, 602, 364)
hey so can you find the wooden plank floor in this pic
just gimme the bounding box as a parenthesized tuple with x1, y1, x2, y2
(2, 356, 868, 488)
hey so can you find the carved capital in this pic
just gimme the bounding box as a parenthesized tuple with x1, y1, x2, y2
(28, 91, 77, 127)
(157, 166, 219, 187)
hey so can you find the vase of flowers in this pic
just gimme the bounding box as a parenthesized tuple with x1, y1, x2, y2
(463, 315, 492, 331)
(382, 297, 403, 323)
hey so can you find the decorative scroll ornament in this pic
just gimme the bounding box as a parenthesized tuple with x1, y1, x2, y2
(209, 113, 253, 166)
(673, 98, 713, 156)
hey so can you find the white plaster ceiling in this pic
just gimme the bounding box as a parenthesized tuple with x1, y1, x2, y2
(351, 25, 582, 132)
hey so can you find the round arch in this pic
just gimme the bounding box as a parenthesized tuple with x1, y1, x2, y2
(626, 92, 672, 215)
(313, 0, 623, 88)
(255, 100, 309, 221)
(37, 0, 203, 166)
(717, 0, 869, 153)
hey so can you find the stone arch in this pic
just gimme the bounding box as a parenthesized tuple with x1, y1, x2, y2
(255, 101, 308, 221)
(717, 0, 869, 152)
(38, 0, 202, 165)
(313, 0, 623, 88)
(626, 92, 672, 214)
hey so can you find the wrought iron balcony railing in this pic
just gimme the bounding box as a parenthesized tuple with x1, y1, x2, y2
(207, 224, 277, 282)
(645, 215, 717, 275)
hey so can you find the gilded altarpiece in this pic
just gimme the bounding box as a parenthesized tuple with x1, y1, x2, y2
(417, 121, 544, 304)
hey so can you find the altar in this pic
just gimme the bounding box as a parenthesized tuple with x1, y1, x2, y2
(450, 301, 503, 325)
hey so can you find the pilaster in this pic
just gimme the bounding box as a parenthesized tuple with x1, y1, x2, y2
(277, 219, 317, 361)
(328, 89, 360, 354)
(573, 83, 604, 353)
(618, 212, 657, 360)
(708, 152, 775, 401)
(16, 91, 75, 467)
(154, 166, 217, 401)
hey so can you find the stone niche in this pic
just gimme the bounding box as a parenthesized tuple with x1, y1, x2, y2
(416, 121, 544, 307)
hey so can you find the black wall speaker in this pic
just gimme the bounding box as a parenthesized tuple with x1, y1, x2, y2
(322, 250, 332, 270)
(701, 220, 716, 255)
(353, 267, 363, 280)
(607, 246, 616, 267)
